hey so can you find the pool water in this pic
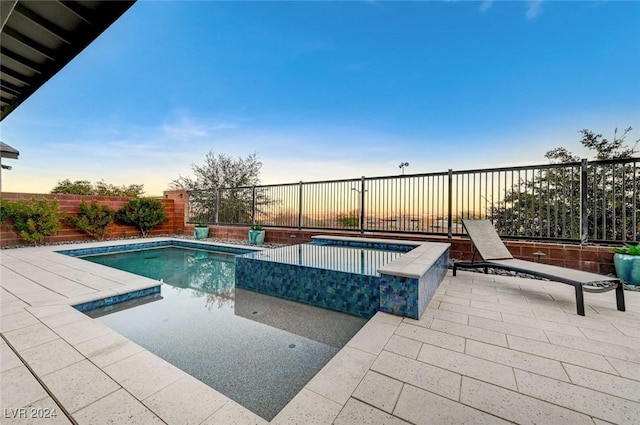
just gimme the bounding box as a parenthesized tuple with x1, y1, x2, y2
(244, 243, 406, 276)
(81, 247, 366, 421)
(82, 246, 236, 293)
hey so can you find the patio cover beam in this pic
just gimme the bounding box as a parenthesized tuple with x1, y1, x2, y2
(0, 0, 136, 121)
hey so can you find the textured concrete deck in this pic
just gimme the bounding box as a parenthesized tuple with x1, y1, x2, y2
(2, 238, 640, 424)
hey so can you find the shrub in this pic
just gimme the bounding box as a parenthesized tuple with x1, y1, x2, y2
(67, 200, 116, 240)
(9, 198, 64, 245)
(116, 198, 167, 237)
(0, 199, 13, 224)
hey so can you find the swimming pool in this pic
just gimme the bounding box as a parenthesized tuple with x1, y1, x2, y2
(73, 245, 366, 421)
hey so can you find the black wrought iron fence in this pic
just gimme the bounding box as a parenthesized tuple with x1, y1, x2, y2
(187, 157, 639, 243)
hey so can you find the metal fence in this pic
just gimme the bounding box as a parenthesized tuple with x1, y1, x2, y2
(187, 157, 639, 244)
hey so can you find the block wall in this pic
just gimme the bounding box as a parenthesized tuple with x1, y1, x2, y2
(0, 192, 183, 247)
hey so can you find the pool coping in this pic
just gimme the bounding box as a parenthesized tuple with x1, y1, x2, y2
(57, 238, 261, 258)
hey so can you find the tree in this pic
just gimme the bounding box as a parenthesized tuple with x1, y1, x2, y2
(51, 179, 145, 197)
(337, 211, 359, 228)
(94, 180, 145, 197)
(170, 152, 269, 225)
(7, 198, 64, 245)
(67, 200, 116, 240)
(491, 127, 639, 242)
(51, 180, 94, 195)
(116, 198, 167, 237)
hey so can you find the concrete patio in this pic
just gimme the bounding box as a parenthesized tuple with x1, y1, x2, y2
(1, 238, 639, 424)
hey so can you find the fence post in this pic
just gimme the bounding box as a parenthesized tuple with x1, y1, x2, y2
(214, 189, 219, 225)
(360, 176, 366, 234)
(580, 159, 588, 245)
(298, 181, 303, 230)
(251, 186, 256, 225)
(448, 169, 453, 238)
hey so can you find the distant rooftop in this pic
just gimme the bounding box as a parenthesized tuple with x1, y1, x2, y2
(0, 141, 19, 159)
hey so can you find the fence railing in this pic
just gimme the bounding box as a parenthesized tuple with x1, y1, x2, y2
(187, 157, 639, 244)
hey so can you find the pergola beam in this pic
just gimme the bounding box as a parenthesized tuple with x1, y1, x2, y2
(13, 3, 73, 45)
(0, 1, 136, 121)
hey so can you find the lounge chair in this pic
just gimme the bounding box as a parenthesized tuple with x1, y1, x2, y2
(452, 219, 625, 316)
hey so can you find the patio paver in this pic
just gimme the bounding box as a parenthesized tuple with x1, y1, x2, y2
(396, 384, 511, 425)
(352, 370, 403, 413)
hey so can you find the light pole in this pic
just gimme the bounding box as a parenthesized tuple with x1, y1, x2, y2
(351, 181, 367, 233)
(399, 162, 409, 175)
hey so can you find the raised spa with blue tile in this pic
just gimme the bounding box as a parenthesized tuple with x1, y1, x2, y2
(236, 236, 450, 319)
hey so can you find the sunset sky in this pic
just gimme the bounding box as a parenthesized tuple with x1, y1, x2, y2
(1, 1, 638, 196)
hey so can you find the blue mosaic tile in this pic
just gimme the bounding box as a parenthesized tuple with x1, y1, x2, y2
(57, 240, 256, 257)
(73, 286, 162, 312)
(379, 247, 449, 319)
(236, 256, 380, 318)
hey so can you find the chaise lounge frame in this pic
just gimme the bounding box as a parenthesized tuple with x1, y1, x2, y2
(452, 219, 626, 316)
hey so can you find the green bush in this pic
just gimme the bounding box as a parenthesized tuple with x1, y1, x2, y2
(67, 200, 116, 240)
(0, 199, 13, 224)
(9, 198, 65, 245)
(116, 198, 167, 237)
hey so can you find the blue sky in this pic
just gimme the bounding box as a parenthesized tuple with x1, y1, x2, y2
(2, 0, 639, 196)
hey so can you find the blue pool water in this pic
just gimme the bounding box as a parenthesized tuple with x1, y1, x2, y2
(83, 246, 236, 292)
(242, 243, 406, 276)
(80, 247, 366, 421)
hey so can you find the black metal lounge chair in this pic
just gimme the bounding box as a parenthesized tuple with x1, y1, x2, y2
(452, 219, 626, 316)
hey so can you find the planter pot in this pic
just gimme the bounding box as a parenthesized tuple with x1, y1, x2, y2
(613, 253, 640, 285)
(249, 230, 265, 245)
(194, 227, 209, 240)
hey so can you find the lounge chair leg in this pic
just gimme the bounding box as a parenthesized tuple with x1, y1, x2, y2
(575, 285, 585, 316)
(616, 282, 626, 312)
